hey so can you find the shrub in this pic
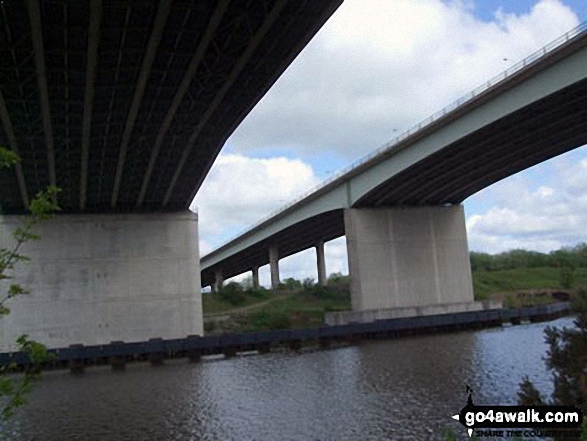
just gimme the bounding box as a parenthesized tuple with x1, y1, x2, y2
(302, 278, 315, 289)
(204, 320, 217, 334)
(218, 282, 246, 306)
(559, 265, 575, 289)
(246, 287, 270, 300)
(517, 287, 587, 440)
(247, 311, 292, 332)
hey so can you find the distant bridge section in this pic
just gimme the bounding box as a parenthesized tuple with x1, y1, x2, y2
(201, 24, 587, 316)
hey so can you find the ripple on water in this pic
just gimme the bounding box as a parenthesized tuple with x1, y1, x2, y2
(8, 317, 574, 440)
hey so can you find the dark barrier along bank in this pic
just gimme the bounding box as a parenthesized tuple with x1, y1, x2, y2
(0, 302, 571, 373)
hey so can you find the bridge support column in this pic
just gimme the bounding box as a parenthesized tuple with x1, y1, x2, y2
(328, 206, 484, 324)
(0, 212, 203, 351)
(213, 269, 224, 293)
(252, 266, 259, 290)
(269, 246, 280, 290)
(316, 240, 327, 286)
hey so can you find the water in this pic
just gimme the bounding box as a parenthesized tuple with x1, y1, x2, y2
(7, 317, 575, 440)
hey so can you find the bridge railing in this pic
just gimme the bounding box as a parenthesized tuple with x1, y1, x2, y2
(205, 20, 587, 258)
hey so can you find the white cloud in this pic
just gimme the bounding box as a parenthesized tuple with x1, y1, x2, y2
(227, 0, 579, 161)
(193, 153, 320, 254)
(195, 0, 585, 282)
(466, 152, 587, 253)
(194, 154, 349, 285)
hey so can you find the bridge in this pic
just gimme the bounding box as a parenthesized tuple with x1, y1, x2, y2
(0, 0, 342, 351)
(201, 23, 587, 324)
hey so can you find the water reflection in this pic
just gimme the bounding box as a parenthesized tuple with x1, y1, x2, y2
(9, 317, 572, 440)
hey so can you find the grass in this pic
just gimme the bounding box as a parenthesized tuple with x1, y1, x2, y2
(202, 288, 272, 315)
(472, 267, 587, 300)
(202, 267, 587, 334)
(203, 285, 351, 334)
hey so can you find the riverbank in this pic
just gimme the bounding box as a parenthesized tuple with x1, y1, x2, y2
(9, 315, 573, 441)
(203, 267, 581, 335)
(0, 301, 571, 373)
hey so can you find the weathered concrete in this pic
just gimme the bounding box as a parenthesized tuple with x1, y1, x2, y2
(0, 212, 203, 352)
(316, 241, 327, 286)
(325, 300, 502, 326)
(201, 33, 587, 284)
(269, 246, 280, 290)
(344, 205, 474, 313)
(252, 266, 259, 289)
(213, 269, 223, 293)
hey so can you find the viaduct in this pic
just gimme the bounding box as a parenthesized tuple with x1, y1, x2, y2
(201, 23, 587, 325)
(0, 0, 342, 351)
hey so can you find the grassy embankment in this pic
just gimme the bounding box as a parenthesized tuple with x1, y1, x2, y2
(203, 267, 587, 334)
(474, 267, 587, 304)
(203, 280, 350, 334)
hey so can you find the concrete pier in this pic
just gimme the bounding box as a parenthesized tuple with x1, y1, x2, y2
(343, 206, 475, 318)
(316, 241, 327, 286)
(0, 212, 203, 351)
(252, 266, 259, 289)
(213, 269, 224, 293)
(269, 246, 280, 290)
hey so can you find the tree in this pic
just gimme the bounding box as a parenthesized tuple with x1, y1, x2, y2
(560, 265, 576, 289)
(217, 281, 246, 305)
(302, 278, 315, 290)
(0, 146, 59, 429)
(518, 287, 587, 440)
(327, 272, 349, 285)
(282, 277, 302, 291)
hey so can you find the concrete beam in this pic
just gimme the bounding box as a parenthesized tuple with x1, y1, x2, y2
(79, 0, 102, 210)
(214, 269, 223, 293)
(316, 240, 327, 286)
(200, 37, 587, 277)
(136, 0, 230, 208)
(269, 246, 280, 290)
(252, 266, 259, 290)
(163, 0, 288, 207)
(0, 90, 28, 207)
(0, 212, 203, 350)
(111, 0, 171, 208)
(26, 0, 57, 190)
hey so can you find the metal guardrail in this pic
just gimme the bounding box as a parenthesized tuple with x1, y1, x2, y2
(204, 21, 587, 257)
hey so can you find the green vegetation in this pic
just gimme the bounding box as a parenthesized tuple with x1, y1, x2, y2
(470, 245, 587, 272)
(472, 267, 587, 300)
(203, 273, 351, 334)
(202, 281, 272, 314)
(517, 287, 587, 440)
(204, 245, 587, 335)
(0, 146, 59, 432)
(472, 246, 587, 305)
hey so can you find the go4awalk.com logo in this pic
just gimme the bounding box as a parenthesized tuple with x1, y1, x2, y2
(451, 386, 584, 438)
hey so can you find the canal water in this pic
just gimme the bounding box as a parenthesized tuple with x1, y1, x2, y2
(6, 317, 574, 440)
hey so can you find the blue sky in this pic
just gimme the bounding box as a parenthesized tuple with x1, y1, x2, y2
(194, 0, 587, 284)
(473, 0, 586, 21)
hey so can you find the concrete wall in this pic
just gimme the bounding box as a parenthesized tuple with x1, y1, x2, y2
(325, 300, 502, 326)
(344, 205, 474, 311)
(0, 212, 203, 351)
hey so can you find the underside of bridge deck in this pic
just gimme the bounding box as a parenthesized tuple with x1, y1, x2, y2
(0, 0, 342, 214)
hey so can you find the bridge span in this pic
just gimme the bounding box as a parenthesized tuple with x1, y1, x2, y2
(0, 0, 342, 351)
(201, 23, 587, 323)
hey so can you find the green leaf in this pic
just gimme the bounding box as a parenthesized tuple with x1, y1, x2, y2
(8, 284, 28, 298)
(28, 186, 61, 220)
(0, 146, 19, 169)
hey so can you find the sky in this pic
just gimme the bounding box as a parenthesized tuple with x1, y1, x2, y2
(192, 0, 587, 287)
